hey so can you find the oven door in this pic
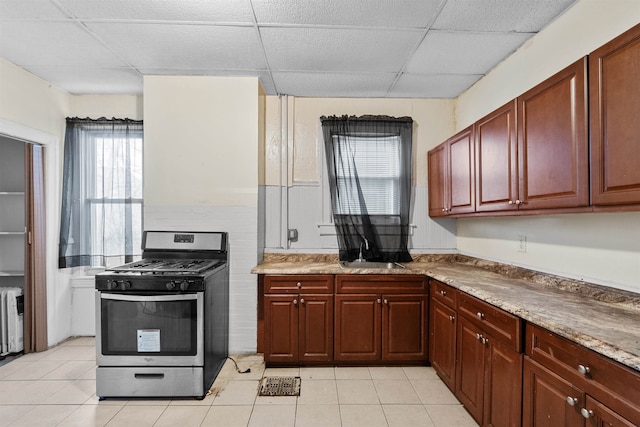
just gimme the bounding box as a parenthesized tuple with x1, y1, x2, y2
(96, 292, 204, 367)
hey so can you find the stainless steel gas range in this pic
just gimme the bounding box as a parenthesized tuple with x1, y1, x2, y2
(94, 231, 229, 400)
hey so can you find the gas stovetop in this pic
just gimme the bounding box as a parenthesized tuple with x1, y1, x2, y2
(108, 258, 223, 275)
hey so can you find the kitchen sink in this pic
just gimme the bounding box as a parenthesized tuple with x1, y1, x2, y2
(338, 260, 406, 269)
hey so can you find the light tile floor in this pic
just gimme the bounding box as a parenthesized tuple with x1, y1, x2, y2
(0, 337, 479, 426)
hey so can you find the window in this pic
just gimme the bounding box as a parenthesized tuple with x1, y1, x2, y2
(59, 118, 143, 268)
(321, 115, 413, 263)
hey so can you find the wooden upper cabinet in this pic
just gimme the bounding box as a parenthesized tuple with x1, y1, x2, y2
(590, 23, 640, 206)
(475, 100, 518, 212)
(428, 126, 475, 217)
(517, 57, 589, 210)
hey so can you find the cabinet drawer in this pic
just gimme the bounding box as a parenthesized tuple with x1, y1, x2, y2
(526, 324, 640, 424)
(429, 278, 457, 308)
(336, 275, 426, 294)
(264, 275, 333, 294)
(458, 293, 522, 351)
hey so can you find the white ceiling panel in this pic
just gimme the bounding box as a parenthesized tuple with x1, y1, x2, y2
(0, 0, 579, 97)
(56, 0, 256, 23)
(433, 0, 578, 32)
(261, 27, 422, 72)
(87, 23, 267, 70)
(272, 71, 398, 98)
(252, 0, 445, 28)
(390, 73, 483, 98)
(0, 21, 126, 67)
(0, 0, 68, 20)
(27, 66, 143, 94)
(406, 30, 534, 75)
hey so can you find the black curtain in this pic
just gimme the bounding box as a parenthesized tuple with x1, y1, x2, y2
(59, 117, 143, 268)
(321, 115, 413, 263)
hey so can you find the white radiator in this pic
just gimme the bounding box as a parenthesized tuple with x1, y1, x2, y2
(0, 287, 24, 355)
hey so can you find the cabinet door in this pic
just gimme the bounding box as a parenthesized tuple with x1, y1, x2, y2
(475, 100, 519, 212)
(484, 338, 523, 427)
(590, 23, 640, 206)
(584, 396, 637, 427)
(456, 316, 486, 425)
(334, 294, 380, 361)
(517, 57, 589, 210)
(523, 357, 584, 427)
(429, 297, 457, 390)
(428, 143, 447, 217)
(264, 295, 299, 364)
(447, 126, 476, 215)
(382, 294, 427, 361)
(299, 295, 333, 363)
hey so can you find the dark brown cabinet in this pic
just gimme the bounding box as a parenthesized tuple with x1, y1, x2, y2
(263, 275, 334, 365)
(429, 279, 458, 390)
(590, 23, 640, 207)
(428, 126, 475, 217)
(524, 324, 640, 426)
(334, 275, 427, 363)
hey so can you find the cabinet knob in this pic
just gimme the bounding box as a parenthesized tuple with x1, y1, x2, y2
(566, 396, 578, 406)
(580, 408, 594, 419)
(449, 315, 455, 321)
(515, 199, 522, 205)
(384, 299, 388, 304)
(377, 298, 381, 304)
(508, 200, 514, 205)
(476, 333, 482, 341)
(297, 282, 302, 288)
(577, 364, 590, 376)
(300, 298, 305, 304)
(442, 208, 446, 212)
(476, 312, 484, 320)
(293, 299, 298, 305)
(440, 290, 447, 296)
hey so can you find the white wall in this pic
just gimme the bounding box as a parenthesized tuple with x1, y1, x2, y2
(455, 0, 640, 292)
(143, 76, 263, 353)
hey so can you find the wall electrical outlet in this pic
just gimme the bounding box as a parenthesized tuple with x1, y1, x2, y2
(518, 235, 527, 253)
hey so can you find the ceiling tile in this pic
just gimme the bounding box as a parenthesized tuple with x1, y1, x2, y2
(0, 0, 69, 19)
(87, 23, 266, 70)
(405, 30, 534, 74)
(56, 0, 255, 22)
(252, 0, 444, 28)
(261, 27, 422, 72)
(272, 71, 397, 97)
(390, 73, 482, 98)
(26, 66, 143, 94)
(0, 21, 127, 67)
(432, 0, 577, 32)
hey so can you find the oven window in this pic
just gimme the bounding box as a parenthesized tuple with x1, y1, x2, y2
(101, 297, 197, 356)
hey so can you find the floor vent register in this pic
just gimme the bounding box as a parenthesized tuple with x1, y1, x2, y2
(258, 376, 301, 396)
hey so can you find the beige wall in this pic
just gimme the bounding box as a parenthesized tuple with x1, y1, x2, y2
(264, 97, 455, 187)
(454, 0, 640, 292)
(143, 76, 261, 207)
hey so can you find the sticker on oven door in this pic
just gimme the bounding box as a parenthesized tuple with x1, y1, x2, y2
(137, 329, 160, 352)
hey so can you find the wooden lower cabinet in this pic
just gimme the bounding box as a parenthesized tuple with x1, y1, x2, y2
(429, 297, 457, 390)
(264, 294, 333, 365)
(456, 316, 486, 423)
(334, 293, 427, 362)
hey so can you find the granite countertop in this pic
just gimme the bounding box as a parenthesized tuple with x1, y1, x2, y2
(252, 254, 640, 373)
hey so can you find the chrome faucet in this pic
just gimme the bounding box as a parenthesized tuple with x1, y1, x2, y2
(357, 237, 369, 262)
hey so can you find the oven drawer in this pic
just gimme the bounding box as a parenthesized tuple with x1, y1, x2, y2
(96, 366, 204, 398)
(264, 275, 334, 293)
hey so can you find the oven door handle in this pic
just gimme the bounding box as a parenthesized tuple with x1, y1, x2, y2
(100, 293, 198, 302)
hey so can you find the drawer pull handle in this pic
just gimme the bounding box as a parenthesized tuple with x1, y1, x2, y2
(566, 396, 578, 406)
(580, 408, 594, 419)
(440, 290, 447, 296)
(577, 364, 590, 375)
(297, 282, 302, 288)
(449, 315, 455, 321)
(476, 312, 484, 320)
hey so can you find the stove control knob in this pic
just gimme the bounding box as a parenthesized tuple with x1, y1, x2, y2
(120, 280, 132, 291)
(106, 280, 117, 290)
(179, 280, 190, 291)
(166, 281, 176, 290)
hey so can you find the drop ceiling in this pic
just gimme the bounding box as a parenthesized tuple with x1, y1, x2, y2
(0, 0, 577, 98)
